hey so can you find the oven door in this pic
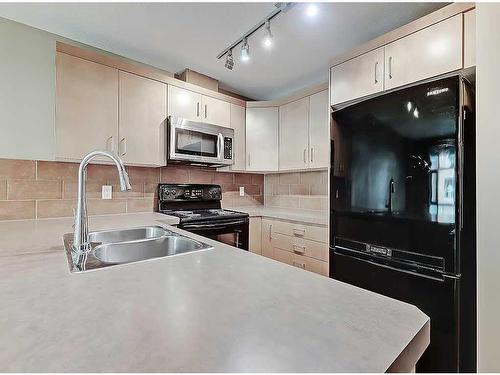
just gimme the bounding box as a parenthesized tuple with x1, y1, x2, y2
(179, 218, 249, 250)
(168, 116, 233, 166)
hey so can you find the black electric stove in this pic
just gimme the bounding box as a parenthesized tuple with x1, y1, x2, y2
(158, 184, 249, 250)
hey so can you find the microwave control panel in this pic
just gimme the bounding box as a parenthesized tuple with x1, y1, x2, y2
(224, 137, 232, 160)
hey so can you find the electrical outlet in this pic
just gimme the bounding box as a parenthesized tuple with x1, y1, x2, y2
(102, 185, 112, 200)
(239, 186, 245, 197)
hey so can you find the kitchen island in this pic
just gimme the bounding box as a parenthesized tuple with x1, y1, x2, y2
(0, 213, 429, 372)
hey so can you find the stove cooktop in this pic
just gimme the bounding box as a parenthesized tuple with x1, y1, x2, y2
(161, 208, 249, 224)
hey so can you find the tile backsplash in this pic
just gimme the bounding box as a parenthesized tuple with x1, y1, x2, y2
(264, 170, 328, 211)
(0, 159, 263, 221)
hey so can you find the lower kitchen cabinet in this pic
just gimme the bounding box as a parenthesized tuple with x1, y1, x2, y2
(249, 217, 262, 254)
(259, 217, 329, 277)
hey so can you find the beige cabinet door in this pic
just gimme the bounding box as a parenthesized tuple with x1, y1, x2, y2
(230, 104, 246, 171)
(249, 217, 262, 255)
(118, 71, 167, 166)
(309, 90, 330, 169)
(245, 107, 278, 172)
(202, 95, 231, 127)
(279, 97, 310, 171)
(464, 10, 476, 68)
(261, 218, 274, 258)
(56, 52, 118, 160)
(330, 47, 384, 105)
(385, 14, 463, 90)
(167, 85, 202, 121)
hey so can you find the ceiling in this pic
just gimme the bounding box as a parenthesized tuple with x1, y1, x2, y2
(0, 2, 447, 100)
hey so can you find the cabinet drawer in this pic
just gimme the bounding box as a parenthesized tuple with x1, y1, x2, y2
(271, 233, 328, 262)
(272, 248, 329, 277)
(270, 220, 328, 243)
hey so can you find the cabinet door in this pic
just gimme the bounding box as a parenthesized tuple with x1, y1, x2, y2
(202, 95, 231, 127)
(464, 10, 476, 68)
(230, 104, 246, 171)
(56, 52, 118, 160)
(309, 90, 330, 169)
(279, 97, 310, 170)
(261, 218, 274, 258)
(330, 47, 384, 105)
(385, 14, 462, 90)
(167, 85, 202, 121)
(249, 217, 262, 255)
(118, 71, 167, 166)
(246, 107, 278, 171)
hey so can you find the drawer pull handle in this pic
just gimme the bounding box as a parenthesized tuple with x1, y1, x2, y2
(293, 228, 305, 237)
(293, 261, 306, 269)
(293, 244, 306, 255)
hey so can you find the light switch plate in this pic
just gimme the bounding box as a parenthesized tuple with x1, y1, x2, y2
(239, 186, 245, 197)
(102, 185, 112, 200)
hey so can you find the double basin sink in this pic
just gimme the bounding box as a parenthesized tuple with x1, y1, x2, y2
(63, 226, 213, 272)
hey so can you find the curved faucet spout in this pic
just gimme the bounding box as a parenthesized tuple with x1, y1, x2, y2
(72, 151, 131, 267)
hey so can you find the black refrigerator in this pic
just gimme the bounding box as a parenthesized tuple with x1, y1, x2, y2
(329, 75, 476, 372)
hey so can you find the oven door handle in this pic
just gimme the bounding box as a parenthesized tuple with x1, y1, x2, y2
(181, 219, 248, 230)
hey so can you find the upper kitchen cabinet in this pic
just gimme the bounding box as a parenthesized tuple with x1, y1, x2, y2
(168, 85, 231, 127)
(279, 97, 310, 170)
(464, 9, 476, 68)
(330, 47, 384, 106)
(118, 71, 167, 166)
(309, 90, 330, 169)
(230, 104, 246, 171)
(168, 85, 202, 122)
(56, 52, 119, 160)
(246, 107, 278, 172)
(384, 14, 462, 90)
(202, 95, 231, 128)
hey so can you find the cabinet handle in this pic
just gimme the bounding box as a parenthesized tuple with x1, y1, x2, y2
(310, 148, 314, 163)
(293, 244, 306, 255)
(388, 56, 393, 79)
(204, 104, 207, 119)
(293, 228, 305, 237)
(248, 153, 251, 166)
(269, 224, 272, 240)
(303, 149, 307, 163)
(106, 136, 114, 152)
(120, 137, 127, 156)
(196, 102, 200, 117)
(374, 61, 379, 84)
(292, 261, 306, 270)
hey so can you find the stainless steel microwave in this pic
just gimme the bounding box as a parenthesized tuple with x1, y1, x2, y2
(167, 116, 234, 167)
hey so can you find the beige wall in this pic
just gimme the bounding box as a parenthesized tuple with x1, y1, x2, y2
(0, 17, 56, 161)
(264, 170, 328, 211)
(476, 3, 500, 371)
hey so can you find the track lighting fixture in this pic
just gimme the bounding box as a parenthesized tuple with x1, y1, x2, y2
(216, 3, 296, 69)
(225, 49, 234, 70)
(263, 19, 273, 49)
(240, 38, 250, 62)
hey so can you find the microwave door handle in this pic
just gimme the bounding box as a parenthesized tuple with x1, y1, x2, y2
(217, 133, 223, 161)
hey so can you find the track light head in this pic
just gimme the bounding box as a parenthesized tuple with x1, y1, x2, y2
(240, 38, 250, 62)
(225, 49, 234, 70)
(263, 19, 273, 49)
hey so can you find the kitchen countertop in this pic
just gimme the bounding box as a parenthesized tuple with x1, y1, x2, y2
(0, 213, 428, 372)
(227, 206, 329, 226)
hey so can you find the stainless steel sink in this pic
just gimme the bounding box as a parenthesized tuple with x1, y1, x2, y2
(63, 226, 213, 272)
(88, 226, 170, 244)
(93, 236, 209, 265)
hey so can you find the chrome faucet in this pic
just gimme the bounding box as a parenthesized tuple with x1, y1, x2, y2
(72, 151, 131, 267)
